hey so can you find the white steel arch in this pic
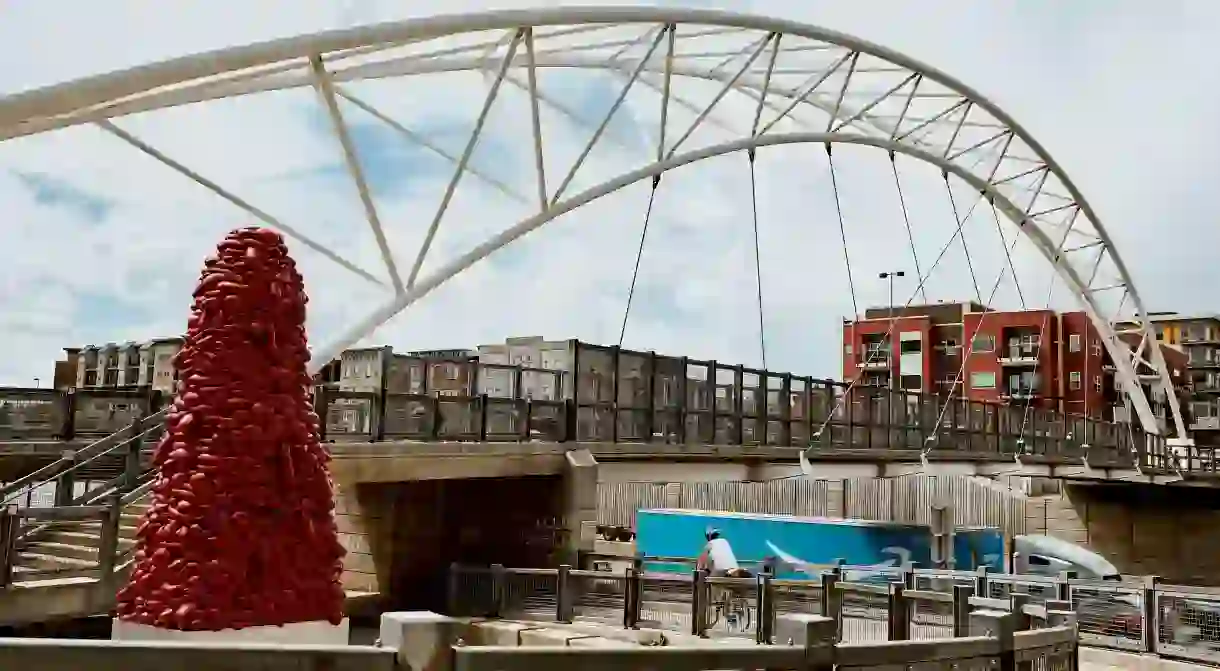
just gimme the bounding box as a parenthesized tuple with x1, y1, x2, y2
(0, 7, 1182, 440)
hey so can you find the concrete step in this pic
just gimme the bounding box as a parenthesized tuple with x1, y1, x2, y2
(24, 541, 99, 562)
(46, 530, 137, 549)
(12, 564, 98, 583)
(15, 551, 96, 571)
(76, 521, 140, 540)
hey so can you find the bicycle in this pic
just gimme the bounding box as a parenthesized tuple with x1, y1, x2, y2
(705, 584, 753, 633)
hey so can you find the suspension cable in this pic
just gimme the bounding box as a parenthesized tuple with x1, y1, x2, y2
(889, 153, 926, 304)
(748, 149, 767, 369)
(1015, 282, 1056, 451)
(802, 151, 1006, 453)
(925, 238, 1021, 453)
(989, 198, 1025, 309)
(826, 144, 859, 318)
(617, 174, 661, 347)
(927, 191, 1039, 452)
(808, 188, 994, 447)
(943, 172, 984, 304)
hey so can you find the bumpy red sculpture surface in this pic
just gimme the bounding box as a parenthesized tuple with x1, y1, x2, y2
(115, 227, 345, 631)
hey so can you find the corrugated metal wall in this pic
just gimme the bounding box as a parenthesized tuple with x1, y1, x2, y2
(844, 475, 1027, 536)
(597, 482, 667, 528)
(597, 475, 1026, 535)
(597, 479, 828, 528)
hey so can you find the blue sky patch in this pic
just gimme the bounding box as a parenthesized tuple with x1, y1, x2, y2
(293, 106, 518, 201)
(12, 170, 114, 223)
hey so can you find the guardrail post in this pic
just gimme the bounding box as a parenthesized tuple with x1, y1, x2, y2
(952, 584, 974, 637)
(691, 568, 708, 637)
(975, 565, 991, 599)
(1056, 570, 1075, 603)
(313, 386, 329, 442)
(1009, 592, 1031, 631)
(820, 568, 842, 641)
(756, 571, 774, 644)
(490, 563, 506, 618)
(53, 449, 76, 507)
(888, 582, 909, 641)
(60, 389, 77, 441)
(970, 610, 1016, 671)
(623, 566, 641, 629)
(900, 564, 916, 589)
(556, 564, 573, 623)
(0, 504, 18, 588)
(477, 393, 489, 442)
(121, 413, 146, 493)
(96, 493, 122, 582)
(1142, 575, 1160, 654)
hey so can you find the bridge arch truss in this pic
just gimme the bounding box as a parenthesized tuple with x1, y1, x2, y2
(0, 7, 1184, 441)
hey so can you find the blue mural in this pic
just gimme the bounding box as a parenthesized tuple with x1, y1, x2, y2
(952, 527, 1006, 572)
(636, 509, 934, 580)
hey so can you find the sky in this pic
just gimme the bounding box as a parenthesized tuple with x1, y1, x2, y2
(1, 0, 1219, 387)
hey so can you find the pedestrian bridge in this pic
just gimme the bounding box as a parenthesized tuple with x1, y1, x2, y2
(2, 341, 1216, 627)
(0, 340, 1210, 488)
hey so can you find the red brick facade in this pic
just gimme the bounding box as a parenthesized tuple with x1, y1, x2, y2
(842, 303, 1141, 419)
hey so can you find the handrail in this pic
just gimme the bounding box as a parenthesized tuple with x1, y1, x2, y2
(0, 412, 164, 505)
(450, 562, 1076, 667)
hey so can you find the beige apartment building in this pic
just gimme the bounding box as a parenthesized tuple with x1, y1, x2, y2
(68, 338, 183, 396)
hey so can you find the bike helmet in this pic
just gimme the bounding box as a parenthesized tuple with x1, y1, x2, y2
(705, 527, 722, 541)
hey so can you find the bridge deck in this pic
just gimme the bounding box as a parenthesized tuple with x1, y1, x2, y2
(0, 340, 1210, 487)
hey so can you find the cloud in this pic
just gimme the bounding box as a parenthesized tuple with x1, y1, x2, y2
(0, 0, 1217, 395)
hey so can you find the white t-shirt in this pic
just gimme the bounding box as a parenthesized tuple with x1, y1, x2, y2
(705, 538, 740, 573)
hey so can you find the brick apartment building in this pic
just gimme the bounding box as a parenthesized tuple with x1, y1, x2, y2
(1116, 312, 1220, 445)
(843, 301, 1187, 425)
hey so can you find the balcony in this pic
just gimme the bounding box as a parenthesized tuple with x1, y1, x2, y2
(1002, 388, 1038, 401)
(857, 351, 891, 370)
(1136, 369, 1161, 382)
(997, 346, 1039, 367)
(1190, 417, 1220, 431)
(1182, 332, 1220, 345)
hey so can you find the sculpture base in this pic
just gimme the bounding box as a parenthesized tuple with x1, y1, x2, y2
(111, 618, 350, 645)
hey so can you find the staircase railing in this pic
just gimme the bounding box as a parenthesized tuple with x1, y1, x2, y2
(0, 408, 166, 508)
(0, 406, 165, 587)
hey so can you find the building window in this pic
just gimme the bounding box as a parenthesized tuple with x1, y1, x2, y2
(971, 335, 995, 353)
(900, 339, 922, 354)
(900, 374, 922, 390)
(1069, 371, 1081, 390)
(1091, 341, 1102, 357)
(1068, 334, 1081, 353)
(863, 374, 889, 387)
(844, 343, 853, 356)
(970, 372, 996, 389)
(1094, 375, 1102, 392)
(446, 364, 459, 381)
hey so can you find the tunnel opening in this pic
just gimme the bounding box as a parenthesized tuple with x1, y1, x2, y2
(376, 474, 565, 612)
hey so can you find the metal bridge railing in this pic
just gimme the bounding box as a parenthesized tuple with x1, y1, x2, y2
(446, 562, 1220, 667)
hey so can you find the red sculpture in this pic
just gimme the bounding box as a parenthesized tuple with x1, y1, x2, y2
(116, 227, 346, 631)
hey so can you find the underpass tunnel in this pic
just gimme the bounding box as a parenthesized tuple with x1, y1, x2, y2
(367, 475, 566, 612)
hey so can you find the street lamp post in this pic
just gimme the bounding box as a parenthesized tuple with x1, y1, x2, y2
(878, 271, 905, 390)
(32, 377, 40, 389)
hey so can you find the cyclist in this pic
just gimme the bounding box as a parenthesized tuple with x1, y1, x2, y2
(697, 527, 750, 578)
(697, 527, 752, 630)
